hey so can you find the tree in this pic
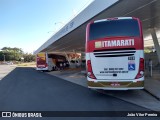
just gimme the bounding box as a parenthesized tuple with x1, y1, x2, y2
(23, 53, 35, 62)
(0, 47, 24, 61)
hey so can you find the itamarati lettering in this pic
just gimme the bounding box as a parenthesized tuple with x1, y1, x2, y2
(102, 39, 134, 47)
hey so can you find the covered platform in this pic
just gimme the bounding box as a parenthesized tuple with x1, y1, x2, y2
(34, 0, 160, 63)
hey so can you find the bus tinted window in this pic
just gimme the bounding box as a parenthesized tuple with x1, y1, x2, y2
(89, 19, 140, 40)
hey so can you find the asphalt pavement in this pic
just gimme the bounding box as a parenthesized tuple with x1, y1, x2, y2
(0, 66, 159, 120)
(0, 67, 148, 111)
(47, 69, 160, 111)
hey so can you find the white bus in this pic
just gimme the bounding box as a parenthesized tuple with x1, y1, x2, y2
(36, 53, 66, 71)
(86, 17, 144, 90)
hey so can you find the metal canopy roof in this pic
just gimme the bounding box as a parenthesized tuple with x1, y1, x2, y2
(34, 0, 160, 54)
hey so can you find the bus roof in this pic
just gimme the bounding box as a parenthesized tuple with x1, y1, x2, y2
(94, 17, 136, 23)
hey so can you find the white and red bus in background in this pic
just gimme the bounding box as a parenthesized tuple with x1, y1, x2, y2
(86, 17, 144, 90)
(36, 52, 54, 71)
(36, 52, 66, 71)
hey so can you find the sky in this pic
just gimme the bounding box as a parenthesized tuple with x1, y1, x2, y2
(0, 0, 93, 53)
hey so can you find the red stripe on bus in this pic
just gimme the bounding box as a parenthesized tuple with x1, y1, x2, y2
(86, 37, 143, 52)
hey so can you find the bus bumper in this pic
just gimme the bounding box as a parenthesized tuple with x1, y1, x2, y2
(36, 67, 48, 71)
(88, 80, 144, 90)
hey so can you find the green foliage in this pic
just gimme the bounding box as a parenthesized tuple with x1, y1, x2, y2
(0, 47, 35, 62)
(23, 53, 35, 62)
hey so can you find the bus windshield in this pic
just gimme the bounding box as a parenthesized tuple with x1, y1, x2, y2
(89, 19, 140, 40)
(37, 53, 46, 65)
